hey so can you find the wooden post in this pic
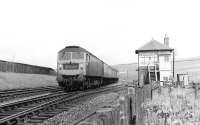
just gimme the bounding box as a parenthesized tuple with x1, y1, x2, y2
(148, 65, 150, 83)
(173, 50, 175, 79)
(138, 54, 139, 86)
(155, 64, 157, 81)
(164, 114, 167, 125)
(151, 82, 153, 100)
(195, 83, 198, 99)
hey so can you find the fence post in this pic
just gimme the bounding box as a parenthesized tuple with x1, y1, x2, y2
(150, 82, 152, 100)
(195, 83, 198, 99)
(164, 114, 167, 125)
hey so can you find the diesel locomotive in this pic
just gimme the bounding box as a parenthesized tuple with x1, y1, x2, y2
(56, 46, 118, 90)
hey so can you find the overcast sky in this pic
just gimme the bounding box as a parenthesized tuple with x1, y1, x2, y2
(0, 0, 200, 68)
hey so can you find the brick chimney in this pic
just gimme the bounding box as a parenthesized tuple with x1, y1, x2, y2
(164, 34, 169, 47)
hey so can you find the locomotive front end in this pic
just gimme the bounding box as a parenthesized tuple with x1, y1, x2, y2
(57, 49, 87, 89)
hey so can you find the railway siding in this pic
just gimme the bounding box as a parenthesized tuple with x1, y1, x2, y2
(0, 93, 50, 107)
(0, 86, 61, 103)
(0, 92, 73, 124)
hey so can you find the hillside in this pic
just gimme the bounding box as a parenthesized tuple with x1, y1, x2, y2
(113, 57, 200, 82)
(0, 72, 57, 90)
(113, 63, 138, 82)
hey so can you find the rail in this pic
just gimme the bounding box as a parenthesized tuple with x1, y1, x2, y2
(0, 86, 61, 103)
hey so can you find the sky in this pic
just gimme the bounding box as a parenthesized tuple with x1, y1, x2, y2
(0, 0, 200, 69)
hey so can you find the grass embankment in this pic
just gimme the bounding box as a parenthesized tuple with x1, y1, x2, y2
(0, 72, 57, 90)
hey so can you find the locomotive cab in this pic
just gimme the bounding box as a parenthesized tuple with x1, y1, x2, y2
(57, 52, 86, 75)
(57, 47, 88, 88)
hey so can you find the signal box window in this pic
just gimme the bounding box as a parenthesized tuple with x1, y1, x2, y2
(86, 54, 89, 61)
(164, 55, 169, 62)
(163, 76, 168, 81)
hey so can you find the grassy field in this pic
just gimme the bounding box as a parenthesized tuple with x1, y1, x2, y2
(113, 57, 200, 82)
(0, 72, 57, 90)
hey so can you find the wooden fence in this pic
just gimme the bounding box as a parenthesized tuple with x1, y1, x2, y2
(127, 84, 152, 125)
(0, 60, 56, 75)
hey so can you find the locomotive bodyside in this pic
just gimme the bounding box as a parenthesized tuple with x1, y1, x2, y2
(86, 55, 104, 77)
(85, 54, 104, 88)
(104, 63, 119, 84)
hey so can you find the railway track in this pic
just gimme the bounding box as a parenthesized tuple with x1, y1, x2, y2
(0, 84, 125, 125)
(0, 86, 62, 103)
(0, 91, 76, 125)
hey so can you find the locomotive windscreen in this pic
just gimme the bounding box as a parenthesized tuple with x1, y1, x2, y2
(59, 52, 84, 60)
(63, 63, 79, 70)
(72, 52, 84, 59)
(59, 52, 71, 60)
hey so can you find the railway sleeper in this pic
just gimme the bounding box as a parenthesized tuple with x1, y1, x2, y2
(54, 107, 70, 111)
(46, 106, 54, 111)
(26, 119, 44, 123)
(17, 115, 28, 123)
(13, 106, 19, 110)
(0, 109, 5, 113)
(37, 113, 55, 117)
(29, 116, 49, 120)
(0, 121, 11, 125)
(2, 114, 29, 125)
(17, 104, 38, 110)
(43, 107, 52, 111)
(3, 107, 12, 112)
(46, 110, 61, 114)
(0, 116, 6, 119)
(33, 110, 42, 116)
(27, 112, 35, 118)
(4, 106, 17, 111)
(26, 115, 52, 123)
(48, 105, 55, 110)
(17, 106, 33, 110)
(0, 111, 22, 117)
(15, 117, 25, 125)
(4, 118, 19, 125)
(52, 104, 58, 109)
(38, 112, 57, 116)
(63, 103, 75, 107)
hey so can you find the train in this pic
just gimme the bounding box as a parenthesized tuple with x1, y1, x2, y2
(56, 46, 118, 90)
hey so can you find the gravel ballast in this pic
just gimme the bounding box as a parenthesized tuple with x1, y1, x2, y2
(42, 92, 119, 125)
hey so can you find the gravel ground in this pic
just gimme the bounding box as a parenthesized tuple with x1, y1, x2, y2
(41, 92, 119, 125)
(0, 72, 57, 90)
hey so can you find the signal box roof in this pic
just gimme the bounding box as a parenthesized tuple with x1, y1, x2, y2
(135, 39, 174, 54)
